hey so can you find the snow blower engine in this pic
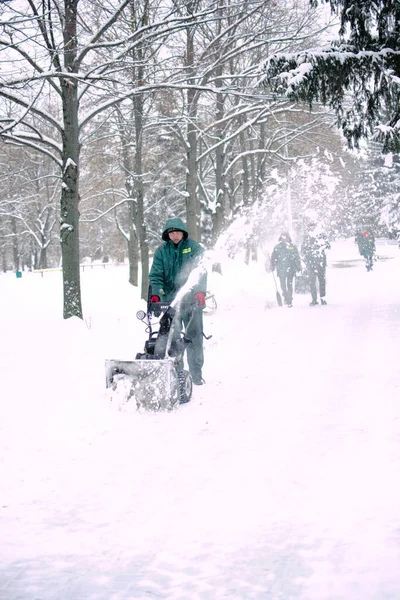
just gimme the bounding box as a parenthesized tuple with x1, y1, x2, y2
(105, 288, 194, 411)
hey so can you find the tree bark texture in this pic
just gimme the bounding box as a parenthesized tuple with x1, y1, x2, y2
(185, 22, 199, 242)
(118, 112, 139, 287)
(127, 204, 139, 286)
(61, 0, 82, 319)
(212, 86, 226, 244)
(133, 92, 149, 301)
(11, 216, 19, 271)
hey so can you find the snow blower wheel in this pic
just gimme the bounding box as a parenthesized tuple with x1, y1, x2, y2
(179, 370, 193, 404)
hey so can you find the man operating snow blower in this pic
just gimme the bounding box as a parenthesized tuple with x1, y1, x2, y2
(149, 217, 207, 385)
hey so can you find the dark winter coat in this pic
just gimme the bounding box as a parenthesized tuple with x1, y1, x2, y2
(301, 234, 331, 272)
(270, 240, 301, 278)
(149, 217, 207, 303)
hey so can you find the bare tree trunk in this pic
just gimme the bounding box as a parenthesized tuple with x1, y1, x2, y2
(240, 135, 250, 209)
(185, 14, 199, 241)
(128, 201, 139, 285)
(60, 0, 82, 319)
(239, 127, 252, 265)
(257, 122, 266, 191)
(2, 246, 7, 273)
(115, 107, 139, 286)
(212, 87, 226, 243)
(186, 94, 198, 239)
(128, 237, 139, 285)
(211, 0, 229, 244)
(131, 4, 149, 301)
(38, 237, 48, 269)
(10, 216, 19, 271)
(133, 93, 149, 300)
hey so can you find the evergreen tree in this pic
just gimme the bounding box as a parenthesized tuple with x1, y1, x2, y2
(264, 0, 400, 152)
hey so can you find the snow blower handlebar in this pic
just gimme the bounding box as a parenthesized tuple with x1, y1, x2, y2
(146, 279, 212, 343)
(146, 285, 202, 319)
(147, 286, 169, 317)
(149, 301, 170, 318)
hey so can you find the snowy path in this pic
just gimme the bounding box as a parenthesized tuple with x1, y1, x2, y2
(1, 246, 400, 599)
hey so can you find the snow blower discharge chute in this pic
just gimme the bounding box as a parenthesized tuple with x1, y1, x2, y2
(105, 291, 197, 411)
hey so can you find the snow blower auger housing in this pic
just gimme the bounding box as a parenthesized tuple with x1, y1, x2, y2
(105, 298, 193, 411)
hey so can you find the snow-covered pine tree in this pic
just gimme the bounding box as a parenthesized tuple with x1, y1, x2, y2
(264, 0, 400, 153)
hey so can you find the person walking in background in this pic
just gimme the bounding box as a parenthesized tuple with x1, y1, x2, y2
(149, 217, 207, 385)
(301, 230, 330, 306)
(270, 233, 301, 308)
(355, 229, 376, 271)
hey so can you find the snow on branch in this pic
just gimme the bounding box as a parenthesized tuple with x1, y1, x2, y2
(263, 44, 400, 152)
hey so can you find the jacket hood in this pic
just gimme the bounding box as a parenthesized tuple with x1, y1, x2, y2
(279, 232, 292, 243)
(162, 217, 189, 241)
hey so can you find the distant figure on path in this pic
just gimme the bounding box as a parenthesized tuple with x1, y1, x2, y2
(270, 233, 301, 308)
(355, 230, 376, 271)
(301, 231, 330, 306)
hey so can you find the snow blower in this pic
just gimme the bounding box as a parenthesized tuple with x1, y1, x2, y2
(105, 262, 209, 411)
(105, 293, 195, 411)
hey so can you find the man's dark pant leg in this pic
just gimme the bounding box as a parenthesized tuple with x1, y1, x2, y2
(308, 269, 318, 302)
(317, 267, 326, 297)
(279, 276, 289, 303)
(286, 274, 294, 303)
(183, 308, 204, 379)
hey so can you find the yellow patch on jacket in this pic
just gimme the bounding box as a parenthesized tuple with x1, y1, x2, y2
(182, 248, 191, 254)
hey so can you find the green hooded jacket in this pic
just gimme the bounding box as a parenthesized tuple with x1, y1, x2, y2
(149, 217, 207, 302)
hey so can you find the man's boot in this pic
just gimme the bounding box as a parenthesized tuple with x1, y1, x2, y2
(192, 373, 205, 386)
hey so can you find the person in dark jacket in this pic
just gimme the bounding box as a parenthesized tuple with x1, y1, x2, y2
(149, 217, 207, 385)
(270, 232, 301, 308)
(355, 230, 376, 271)
(301, 232, 330, 306)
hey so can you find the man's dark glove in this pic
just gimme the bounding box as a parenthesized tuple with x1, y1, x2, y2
(150, 295, 160, 303)
(193, 292, 206, 307)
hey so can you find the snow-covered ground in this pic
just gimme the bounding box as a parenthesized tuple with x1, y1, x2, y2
(1, 238, 400, 600)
